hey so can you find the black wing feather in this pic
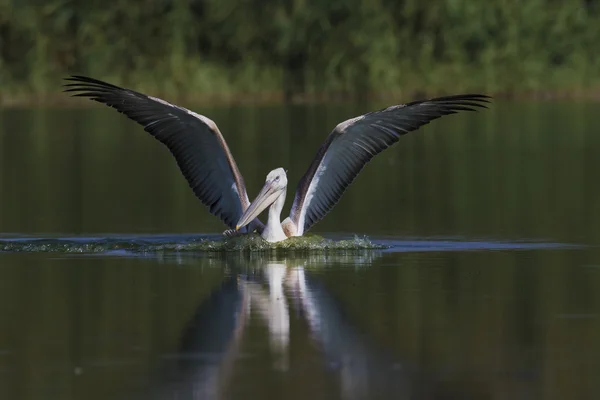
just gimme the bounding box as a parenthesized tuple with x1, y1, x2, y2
(64, 75, 258, 230)
(290, 94, 490, 233)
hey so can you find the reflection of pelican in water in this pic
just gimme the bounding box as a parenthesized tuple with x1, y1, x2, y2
(65, 76, 489, 242)
(242, 263, 290, 371)
(144, 252, 416, 399)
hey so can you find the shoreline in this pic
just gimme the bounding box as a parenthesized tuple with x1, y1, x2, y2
(2, 87, 600, 109)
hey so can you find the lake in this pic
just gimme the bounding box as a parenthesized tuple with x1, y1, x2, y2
(1, 100, 599, 400)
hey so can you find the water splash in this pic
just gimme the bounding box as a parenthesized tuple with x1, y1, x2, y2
(0, 233, 386, 254)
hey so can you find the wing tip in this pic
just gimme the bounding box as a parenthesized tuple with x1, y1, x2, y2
(61, 75, 124, 94)
(428, 93, 492, 106)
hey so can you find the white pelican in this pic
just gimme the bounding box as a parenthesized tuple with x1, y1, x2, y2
(64, 76, 490, 242)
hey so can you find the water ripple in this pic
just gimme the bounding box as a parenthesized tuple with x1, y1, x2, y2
(0, 233, 586, 255)
(0, 233, 384, 254)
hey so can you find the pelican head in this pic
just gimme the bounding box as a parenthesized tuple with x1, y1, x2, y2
(236, 168, 288, 234)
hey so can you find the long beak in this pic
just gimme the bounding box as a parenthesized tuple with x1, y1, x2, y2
(236, 181, 280, 230)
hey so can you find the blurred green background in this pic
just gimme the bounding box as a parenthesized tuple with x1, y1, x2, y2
(1, 0, 600, 105)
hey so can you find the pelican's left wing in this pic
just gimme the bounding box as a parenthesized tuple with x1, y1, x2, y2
(64, 75, 262, 231)
(288, 94, 490, 235)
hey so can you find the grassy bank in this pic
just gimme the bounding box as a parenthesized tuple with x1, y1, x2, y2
(2, 0, 600, 106)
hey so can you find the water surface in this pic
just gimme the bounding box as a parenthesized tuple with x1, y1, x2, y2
(1, 100, 599, 399)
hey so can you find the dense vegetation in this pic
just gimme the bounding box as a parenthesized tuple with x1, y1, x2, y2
(1, 0, 600, 104)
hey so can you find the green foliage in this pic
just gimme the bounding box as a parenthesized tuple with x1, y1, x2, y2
(1, 0, 600, 103)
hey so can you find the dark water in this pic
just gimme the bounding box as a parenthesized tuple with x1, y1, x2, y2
(1, 100, 600, 399)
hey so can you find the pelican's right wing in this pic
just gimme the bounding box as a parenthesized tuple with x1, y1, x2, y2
(289, 94, 490, 235)
(64, 75, 262, 230)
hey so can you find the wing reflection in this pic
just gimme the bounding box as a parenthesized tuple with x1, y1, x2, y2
(147, 252, 413, 399)
(287, 267, 410, 399)
(148, 277, 249, 399)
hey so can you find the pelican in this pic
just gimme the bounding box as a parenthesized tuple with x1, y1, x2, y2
(64, 76, 490, 242)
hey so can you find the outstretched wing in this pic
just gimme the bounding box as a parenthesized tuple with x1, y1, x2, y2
(289, 94, 490, 235)
(64, 75, 259, 230)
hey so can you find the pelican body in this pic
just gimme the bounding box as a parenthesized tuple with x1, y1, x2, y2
(65, 76, 490, 242)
